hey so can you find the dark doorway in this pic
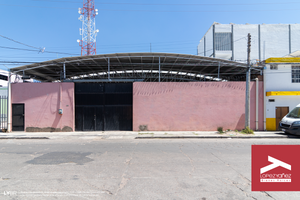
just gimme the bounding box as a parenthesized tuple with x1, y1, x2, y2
(12, 104, 24, 131)
(276, 107, 289, 130)
(75, 83, 132, 131)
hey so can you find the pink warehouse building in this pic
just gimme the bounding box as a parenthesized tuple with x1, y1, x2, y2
(9, 53, 263, 132)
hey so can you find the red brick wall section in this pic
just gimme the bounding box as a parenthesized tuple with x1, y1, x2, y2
(133, 82, 264, 131)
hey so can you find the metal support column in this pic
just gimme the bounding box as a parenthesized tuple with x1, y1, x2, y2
(258, 25, 261, 61)
(289, 24, 292, 54)
(159, 57, 161, 82)
(204, 36, 206, 57)
(218, 62, 220, 80)
(231, 24, 234, 60)
(213, 24, 216, 58)
(63, 63, 66, 80)
(108, 57, 110, 81)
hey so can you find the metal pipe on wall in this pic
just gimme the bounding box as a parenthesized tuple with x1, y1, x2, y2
(63, 63, 66, 80)
(263, 66, 266, 130)
(7, 70, 11, 132)
(256, 78, 259, 130)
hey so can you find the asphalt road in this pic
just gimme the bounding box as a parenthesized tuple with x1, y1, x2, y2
(0, 138, 300, 200)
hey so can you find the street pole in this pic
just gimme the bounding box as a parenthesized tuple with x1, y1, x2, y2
(245, 33, 251, 128)
(7, 69, 11, 132)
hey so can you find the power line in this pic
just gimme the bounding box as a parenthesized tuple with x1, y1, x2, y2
(31, 0, 300, 6)
(95, 8, 300, 13)
(0, 35, 45, 52)
(2, 3, 300, 12)
(0, 46, 79, 56)
(0, 61, 39, 64)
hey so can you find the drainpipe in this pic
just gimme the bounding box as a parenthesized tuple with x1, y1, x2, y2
(255, 78, 259, 130)
(263, 67, 266, 130)
(63, 63, 66, 80)
(7, 70, 11, 132)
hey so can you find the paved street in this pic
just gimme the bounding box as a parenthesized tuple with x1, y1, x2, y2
(0, 138, 300, 199)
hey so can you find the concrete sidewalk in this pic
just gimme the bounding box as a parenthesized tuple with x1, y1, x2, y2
(0, 130, 299, 139)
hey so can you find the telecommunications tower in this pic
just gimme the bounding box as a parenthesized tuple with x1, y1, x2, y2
(77, 0, 99, 56)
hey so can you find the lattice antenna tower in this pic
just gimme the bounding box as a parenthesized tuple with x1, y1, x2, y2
(77, 0, 99, 56)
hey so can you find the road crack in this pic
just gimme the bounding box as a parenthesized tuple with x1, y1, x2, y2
(179, 145, 195, 176)
(80, 178, 113, 195)
(212, 153, 275, 200)
(115, 142, 138, 196)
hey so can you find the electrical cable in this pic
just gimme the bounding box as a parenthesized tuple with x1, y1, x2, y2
(31, 0, 300, 6)
(2, 3, 300, 12)
(0, 34, 42, 50)
(0, 46, 80, 56)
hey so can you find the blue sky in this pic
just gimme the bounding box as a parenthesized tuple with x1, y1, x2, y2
(1, 0, 300, 70)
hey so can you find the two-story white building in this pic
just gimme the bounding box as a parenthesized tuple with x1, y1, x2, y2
(198, 23, 300, 62)
(264, 57, 300, 130)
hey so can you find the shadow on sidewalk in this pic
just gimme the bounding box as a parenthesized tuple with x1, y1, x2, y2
(275, 131, 300, 139)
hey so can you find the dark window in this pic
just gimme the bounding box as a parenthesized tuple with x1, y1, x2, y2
(287, 106, 300, 118)
(0, 75, 8, 81)
(270, 65, 278, 70)
(215, 32, 232, 51)
(292, 66, 300, 83)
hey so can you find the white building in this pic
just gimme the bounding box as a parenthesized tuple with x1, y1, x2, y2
(0, 69, 35, 97)
(264, 57, 300, 131)
(198, 22, 300, 62)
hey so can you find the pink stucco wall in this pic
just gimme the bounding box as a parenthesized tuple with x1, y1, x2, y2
(133, 82, 264, 131)
(11, 82, 74, 132)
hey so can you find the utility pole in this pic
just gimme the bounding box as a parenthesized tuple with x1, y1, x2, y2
(245, 33, 251, 128)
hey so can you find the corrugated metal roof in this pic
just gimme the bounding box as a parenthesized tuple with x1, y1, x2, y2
(10, 52, 261, 82)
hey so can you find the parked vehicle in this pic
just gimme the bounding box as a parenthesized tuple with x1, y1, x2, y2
(279, 104, 300, 135)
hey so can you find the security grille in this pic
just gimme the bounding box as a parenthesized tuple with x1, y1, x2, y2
(0, 96, 7, 131)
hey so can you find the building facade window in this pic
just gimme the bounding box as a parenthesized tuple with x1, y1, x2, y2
(215, 32, 232, 51)
(270, 64, 278, 70)
(292, 66, 300, 83)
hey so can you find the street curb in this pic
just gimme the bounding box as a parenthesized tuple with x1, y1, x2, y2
(0, 137, 49, 139)
(135, 136, 295, 139)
